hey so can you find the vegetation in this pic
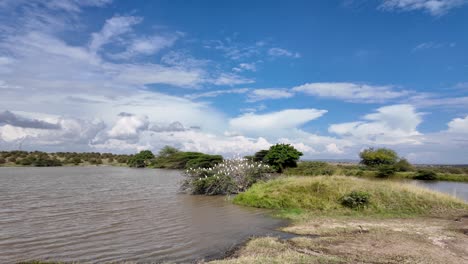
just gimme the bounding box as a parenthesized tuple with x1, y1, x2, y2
(413, 169, 438, 180)
(0, 147, 222, 170)
(181, 157, 272, 195)
(152, 147, 223, 169)
(263, 143, 303, 173)
(284, 161, 337, 176)
(340, 191, 370, 209)
(234, 176, 467, 217)
(0, 150, 131, 167)
(127, 150, 155, 168)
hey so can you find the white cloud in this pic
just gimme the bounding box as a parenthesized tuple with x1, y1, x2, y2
(268, 47, 300, 58)
(185, 88, 249, 100)
(292, 82, 408, 103)
(209, 73, 254, 86)
(413, 41, 456, 51)
(447, 115, 468, 133)
(229, 109, 327, 136)
(111, 34, 180, 59)
(406, 93, 468, 109)
(247, 88, 295, 102)
(108, 113, 149, 140)
(89, 15, 143, 53)
(380, 0, 467, 16)
(329, 104, 422, 144)
(233, 62, 257, 72)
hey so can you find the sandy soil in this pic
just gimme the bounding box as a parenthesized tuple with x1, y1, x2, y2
(209, 215, 468, 264)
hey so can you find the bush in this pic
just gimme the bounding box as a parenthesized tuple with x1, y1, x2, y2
(127, 150, 155, 168)
(0, 157, 5, 164)
(181, 158, 272, 195)
(253, 149, 269, 162)
(394, 158, 413, 172)
(376, 165, 396, 178)
(264, 144, 303, 173)
(341, 191, 371, 209)
(359, 148, 398, 167)
(413, 170, 437, 181)
(153, 151, 222, 169)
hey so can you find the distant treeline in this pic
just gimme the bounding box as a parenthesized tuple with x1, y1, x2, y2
(0, 147, 223, 170)
(0, 150, 131, 167)
(127, 146, 223, 169)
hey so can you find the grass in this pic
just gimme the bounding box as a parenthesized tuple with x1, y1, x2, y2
(283, 161, 468, 182)
(216, 176, 468, 263)
(233, 176, 467, 218)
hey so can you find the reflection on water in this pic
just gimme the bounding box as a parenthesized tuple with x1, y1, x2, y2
(410, 180, 468, 201)
(0, 167, 284, 263)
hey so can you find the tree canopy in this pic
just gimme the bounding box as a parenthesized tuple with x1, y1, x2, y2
(264, 143, 303, 173)
(359, 148, 399, 167)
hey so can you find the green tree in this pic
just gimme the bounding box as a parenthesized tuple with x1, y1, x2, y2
(253, 149, 269, 162)
(394, 158, 413, 172)
(264, 144, 303, 173)
(127, 150, 155, 168)
(359, 148, 398, 167)
(158, 146, 180, 157)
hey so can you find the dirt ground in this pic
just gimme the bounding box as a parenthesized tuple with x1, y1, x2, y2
(209, 215, 468, 264)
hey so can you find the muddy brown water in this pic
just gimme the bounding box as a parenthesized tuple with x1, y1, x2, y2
(0, 167, 286, 263)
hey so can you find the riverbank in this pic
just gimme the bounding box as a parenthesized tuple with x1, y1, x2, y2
(208, 176, 468, 263)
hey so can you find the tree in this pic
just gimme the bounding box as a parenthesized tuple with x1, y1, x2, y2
(264, 144, 303, 173)
(158, 146, 180, 158)
(394, 158, 413, 172)
(253, 149, 269, 162)
(359, 148, 398, 167)
(127, 150, 155, 168)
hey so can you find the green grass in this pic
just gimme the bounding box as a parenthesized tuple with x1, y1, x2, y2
(283, 161, 468, 182)
(233, 176, 467, 218)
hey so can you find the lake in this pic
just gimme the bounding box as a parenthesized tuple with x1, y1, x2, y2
(0, 167, 285, 263)
(410, 180, 468, 202)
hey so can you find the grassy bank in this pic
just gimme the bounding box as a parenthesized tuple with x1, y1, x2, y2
(284, 161, 468, 182)
(212, 176, 468, 263)
(233, 176, 467, 218)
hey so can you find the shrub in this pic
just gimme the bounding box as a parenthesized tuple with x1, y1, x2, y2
(181, 158, 272, 195)
(153, 151, 222, 169)
(264, 144, 303, 173)
(376, 165, 396, 178)
(359, 148, 398, 167)
(127, 150, 155, 168)
(253, 149, 269, 162)
(413, 170, 437, 181)
(394, 158, 414, 172)
(340, 191, 371, 209)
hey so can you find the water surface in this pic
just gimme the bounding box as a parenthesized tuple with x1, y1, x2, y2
(410, 180, 468, 201)
(0, 167, 284, 263)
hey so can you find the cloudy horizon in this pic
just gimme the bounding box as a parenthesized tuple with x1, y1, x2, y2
(1, 0, 467, 164)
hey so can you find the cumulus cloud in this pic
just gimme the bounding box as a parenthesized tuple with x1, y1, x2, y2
(447, 115, 468, 133)
(247, 88, 295, 102)
(329, 104, 422, 144)
(229, 109, 327, 136)
(292, 82, 408, 103)
(379, 0, 467, 16)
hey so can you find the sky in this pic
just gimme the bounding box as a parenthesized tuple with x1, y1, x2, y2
(0, 0, 467, 164)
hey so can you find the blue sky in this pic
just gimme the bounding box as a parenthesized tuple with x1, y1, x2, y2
(0, 0, 467, 163)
